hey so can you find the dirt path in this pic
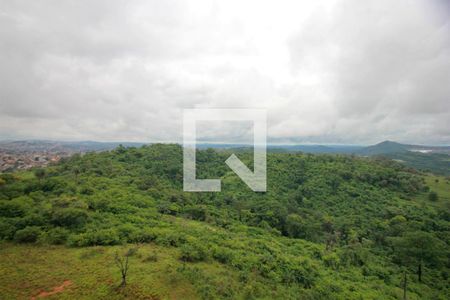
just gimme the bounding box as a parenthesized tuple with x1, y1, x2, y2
(31, 280, 72, 299)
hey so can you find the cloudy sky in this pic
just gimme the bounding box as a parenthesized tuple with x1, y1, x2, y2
(0, 0, 449, 145)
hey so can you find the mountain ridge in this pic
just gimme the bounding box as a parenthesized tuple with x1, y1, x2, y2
(358, 140, 450, 156)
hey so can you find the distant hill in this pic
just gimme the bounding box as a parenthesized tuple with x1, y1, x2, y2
(357, 140, 410, 155)
(383, 151, 450, 176)
(2, 139, 449, 175)
(268, 144, 363, 154)
(358, 140, 450, 156)
(198, 141, 450, 175)
(357, 141, 450, 175)
(197, 143, 364, 154)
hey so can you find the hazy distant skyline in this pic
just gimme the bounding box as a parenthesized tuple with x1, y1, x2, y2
(0, 0, 449, 145)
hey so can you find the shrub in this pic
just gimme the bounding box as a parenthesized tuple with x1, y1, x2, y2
(212, 246, 234, 264)
(129, 228, 158, 243)
(154, 229, 186, 247)
(117, 224, 139, 241)
(184, 205, 208, 221)
(41, 178, 68, 194)
(0, 201, 27, 218)
(279, 258, 318, 288)
(51, 208, 89, 228)
(17, 213, 46, 228)
(67, 229, 121, 246)
(428, 191, 438, 202)
(180, 242, 209, 262)
(285, 213, 305, 238)
(157, 201, 180, 215)
(14, 226, 42, 243)
(79, 186, 94, 195)
(40, 227, 70, 245)
(0, 220, 17, 240)
(0, 173, 18, 184)
(361, 264, 391, 282)
(323, 252, 341, 270)
(339, 244, 368, 267)
(34, 168, 46, 182)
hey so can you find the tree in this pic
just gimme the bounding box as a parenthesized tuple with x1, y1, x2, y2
(114, 250, 131, 288)
(428, 191, 438, 202)
(73, 167, 80, 182)
(34, 168, 46, 183)
(51, 208, 89, 228)
(14, 226, 42, 243)
(390, 231, 446, 282)
(285, 214, 305, 238)
(402, 270, 408, 300)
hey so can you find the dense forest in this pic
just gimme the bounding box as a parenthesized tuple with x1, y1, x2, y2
(0, 144, 449, 299)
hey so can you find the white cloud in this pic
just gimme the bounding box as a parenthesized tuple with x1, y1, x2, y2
(0, 0, 448, 144)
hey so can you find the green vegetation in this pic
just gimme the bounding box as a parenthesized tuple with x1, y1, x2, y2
(0, 144, 449, 299)
(355, 140, 450, 176)
(33, 168, 46, 184)
(382, 152, 450, 176)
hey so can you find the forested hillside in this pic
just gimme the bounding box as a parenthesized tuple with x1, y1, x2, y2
(381, 152, 450, 176)
(0, 144, 449, 299)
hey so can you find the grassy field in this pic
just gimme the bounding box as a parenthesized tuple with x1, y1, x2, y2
(0, 243, 203, 299)
(423, 174, 450, 201)
(415, 174, 450, 207)
(0, 242, 415, 300)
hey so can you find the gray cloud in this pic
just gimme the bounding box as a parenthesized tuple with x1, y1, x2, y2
(288, 0, 450, 144)
(0, 0, 449, 144)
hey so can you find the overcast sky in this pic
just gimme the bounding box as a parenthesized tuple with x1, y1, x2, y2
(0, 0, 449, 145)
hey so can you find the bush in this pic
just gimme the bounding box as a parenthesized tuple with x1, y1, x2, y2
(40, 227, 70, 245)
(184, 205, 208, 221)
(279, 258, 318, 288)
(117, 223, 139, 241)
(0, 220, 17, 240)
(67, 229, 122, 246)
(428, 191, 439, 202)
(157, 202, 180, 215)
(14, 226, 42, 243)
(129, 228, 158, 243)
(212, 246, 234, 264)
(285, 213, 305, 238)
(79, 186, 94, 195)
(51, 208, 89, 228)
(361, 264, 391, 282)
(0, 173, 18, 184)
(0, 201, 27, 218)
(180, 241, 209, 262)
(323, 252, 341, 270)
(16, 213, 46, 228)
(154, 229, 186, 247)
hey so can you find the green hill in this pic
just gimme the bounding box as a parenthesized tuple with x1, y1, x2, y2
(357, 141, 450, 175)
(0, 144, 449, 299)
(382, 152, 450, 176)
(358, 141, 411, 156)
